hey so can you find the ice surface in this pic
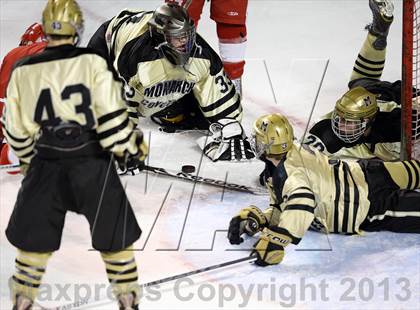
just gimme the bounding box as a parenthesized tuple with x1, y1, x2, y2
(1, 1, 419, 309)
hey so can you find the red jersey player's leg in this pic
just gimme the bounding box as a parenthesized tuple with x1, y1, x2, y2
(211, 0, 248, 95)
(186, 0, 206, 26)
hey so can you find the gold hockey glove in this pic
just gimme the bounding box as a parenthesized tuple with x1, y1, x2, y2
(252, 226, 291, 267)
(228, 205, 268, 245)
(117, 131, 148, 175)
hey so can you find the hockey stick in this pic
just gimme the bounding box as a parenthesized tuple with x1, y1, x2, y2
(0, 163, 20, 170)
(142, 254, 257, 287)
(3, 163, 267, 195)
(140, 165, 268, 195)
(37, 255, 256, 310)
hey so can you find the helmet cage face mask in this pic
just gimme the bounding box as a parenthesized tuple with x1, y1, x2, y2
(250, 132, 274, 158)
(150, 3, 196, 66)
(158, 25, 195, 66)
(164, 27, 195, 54)
(331, 110, 368, 143)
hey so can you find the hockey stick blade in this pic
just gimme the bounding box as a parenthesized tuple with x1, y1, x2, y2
(142, 165, 267, 195)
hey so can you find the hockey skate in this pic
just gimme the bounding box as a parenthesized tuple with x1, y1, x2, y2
(12, 295, 32, 310)
(118, 292, 139, 310)
(366, 0, 394, 50)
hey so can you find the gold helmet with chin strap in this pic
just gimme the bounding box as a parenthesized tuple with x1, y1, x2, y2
(42, 0, 84, 41)
(251, 113, 294, 158)
(332, 86, 378, 143)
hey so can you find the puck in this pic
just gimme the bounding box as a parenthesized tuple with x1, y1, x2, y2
(181, 165, 196, 174)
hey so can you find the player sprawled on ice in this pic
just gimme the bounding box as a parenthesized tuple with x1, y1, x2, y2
(88, 2, 254, 162)
(228, 113, 420, 267)
(1, 0, 146, 309)
(304, 0, 418, 161)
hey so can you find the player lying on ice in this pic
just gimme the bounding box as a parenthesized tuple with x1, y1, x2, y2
(304, 0, 419, 161)
(228, 113, 420, 267)
(88, 2, 254, 162)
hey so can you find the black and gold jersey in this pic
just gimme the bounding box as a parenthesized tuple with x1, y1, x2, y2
(1, 44, 139, 164)
(88, 9, 242, 125)
(304, 102, 401, 161)
(270, 144, 371, 244)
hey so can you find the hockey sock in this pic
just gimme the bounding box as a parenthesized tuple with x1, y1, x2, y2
(11, 250, 52, 307)
(384, 160, 420, 190)
(100, 246, 139, 306)
(216, 23, 247, 80)
(350, 34, 386, 82)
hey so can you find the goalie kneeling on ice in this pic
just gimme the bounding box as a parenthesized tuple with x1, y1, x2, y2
(197, 118, 254, 161)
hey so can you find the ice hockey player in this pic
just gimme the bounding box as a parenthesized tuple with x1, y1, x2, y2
(88, 2, 253, 161)
(0, 23, 47, 172)
(228, 113, 420, 267)
(166, 0, 248, 96)
(304, 0, 416, 161)
(1, 0, 146, 309)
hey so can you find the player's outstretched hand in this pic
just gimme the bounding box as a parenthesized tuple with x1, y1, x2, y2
(252, 227, 291, 267)
(228, 205, 268, 245)
(198, 118, 255, 161)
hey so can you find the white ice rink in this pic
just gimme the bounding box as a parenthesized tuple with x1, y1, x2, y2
(1, 0, 419, 309)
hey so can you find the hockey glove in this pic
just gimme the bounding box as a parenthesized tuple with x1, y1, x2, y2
(117, 131, 148, 175)
(252, 226, 291, 267)
(228, 205, 268, 245)
(197, 118, 254, 161)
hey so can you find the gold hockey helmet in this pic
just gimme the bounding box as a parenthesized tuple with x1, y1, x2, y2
(148, 2, 195, 66)
(331, 86, 378, 143)
(251, 113, 294, 158)
(42, 0, 84, 41)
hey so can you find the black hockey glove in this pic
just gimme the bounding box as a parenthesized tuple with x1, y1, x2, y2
(197, 118, 254, 162)
(252, 226, 291, 267)
(117, 131, 148, 175)
(228, 205, 268, 245)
